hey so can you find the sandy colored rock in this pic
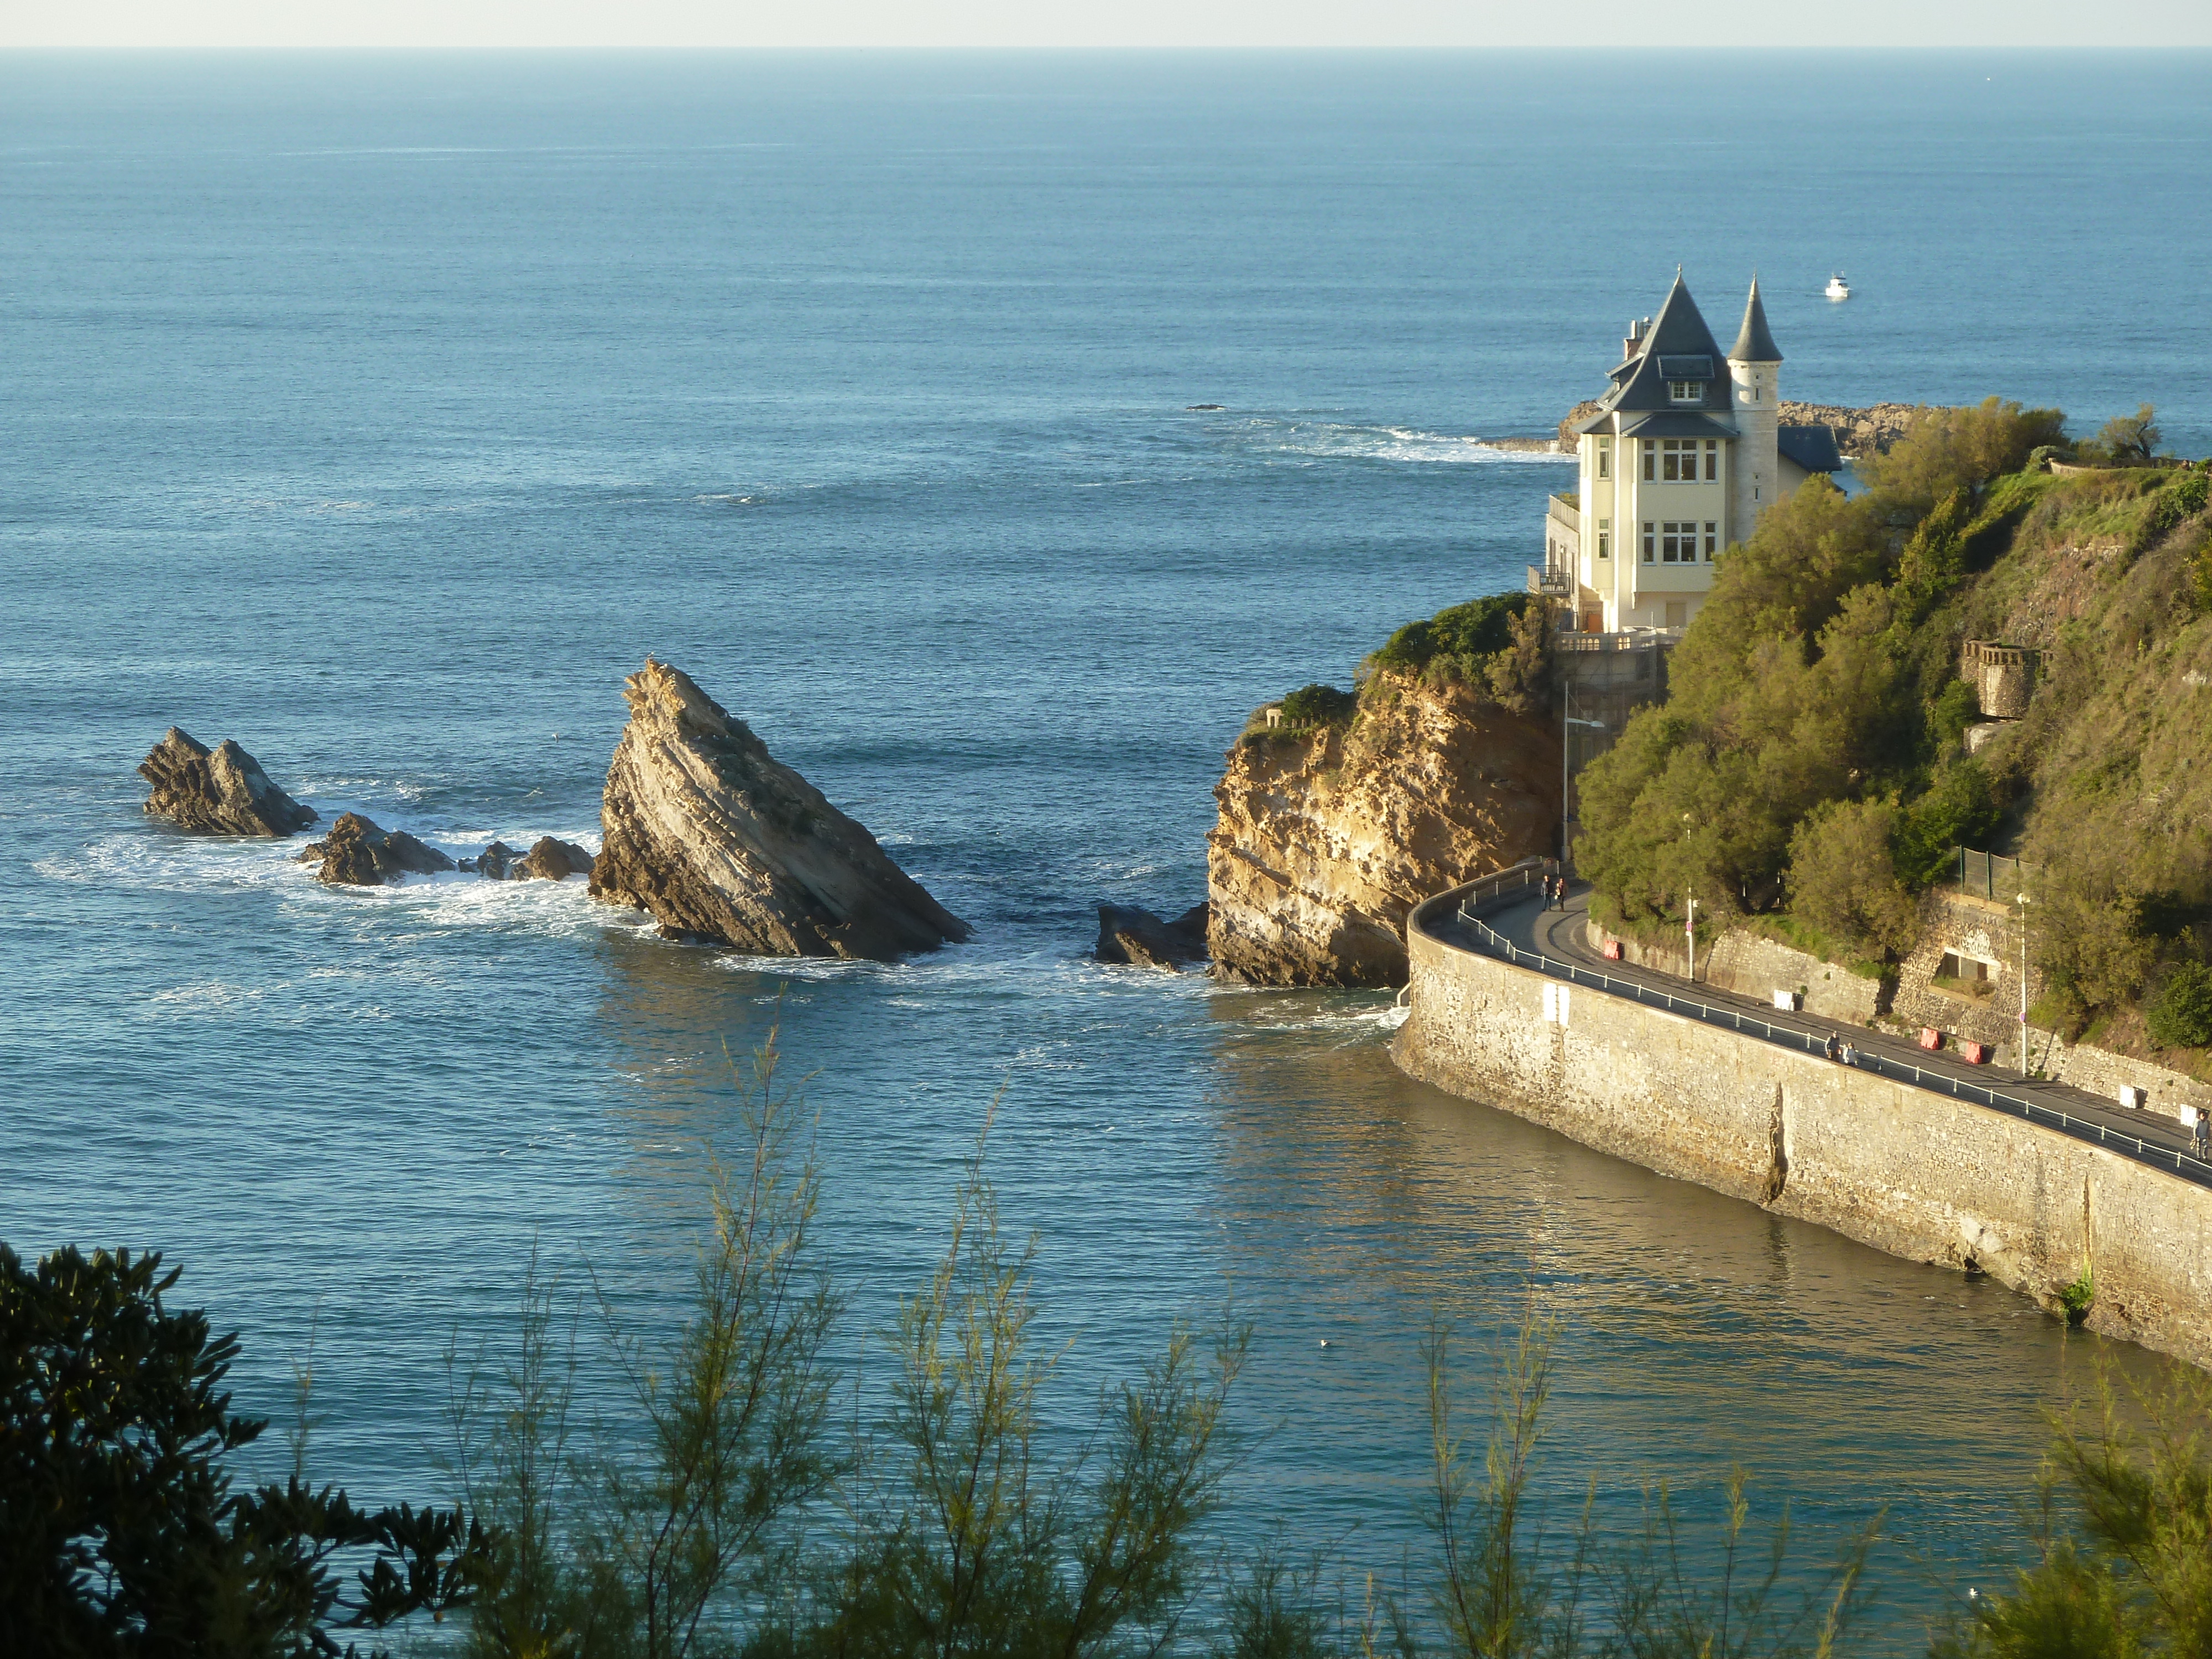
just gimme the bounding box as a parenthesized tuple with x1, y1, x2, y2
(138, 727, 318, 837)
(1096, 902, 1209, 970)
(299, 812, 456, 885)
(1207, 675, 1557, 987)
(588, 658, 969, 958)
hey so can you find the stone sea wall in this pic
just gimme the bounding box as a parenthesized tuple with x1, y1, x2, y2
(1391, 887, 2212, 1369)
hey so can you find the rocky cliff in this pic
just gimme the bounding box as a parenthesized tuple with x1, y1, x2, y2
(139, 728, 317, 837)
(589, 658, 971, 959)
(1207, 676, 1558, 987)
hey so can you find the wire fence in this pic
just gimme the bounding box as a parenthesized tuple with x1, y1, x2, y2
(1446, 889, 2212, 1191)
(1954, 846, 2039, 902)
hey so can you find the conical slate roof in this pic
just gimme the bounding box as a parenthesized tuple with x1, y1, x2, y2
(1571, 272, 1731, 433)
(1730, 276, 1781, 363)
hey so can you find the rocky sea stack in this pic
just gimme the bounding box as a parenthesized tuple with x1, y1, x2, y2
(589, 658, 971, 958)
(139, 728, 318, 837)
(1208, 673, 1557, 987)
(1095, 902, 1210, 970)
(300, 813, 457, 886)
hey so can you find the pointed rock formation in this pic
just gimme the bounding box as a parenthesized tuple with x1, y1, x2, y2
(588, 659, 970, 958)
(138, 728, 318, 837)
(299, 812, 457, 886)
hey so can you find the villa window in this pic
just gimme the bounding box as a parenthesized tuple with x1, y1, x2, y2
(1668, 380, 1702, 404)
(1660, 439, 1701, 481)
(1598, 518, 1610, 559)
(1660, 521, 1697, 562)
(1598, 438, 1611, 480)
(1641, 521, 1655, 562)
(1704, 440, 1718, 481)
(1703, 520, 1717, 559)
(1642, 441, 1655, 481)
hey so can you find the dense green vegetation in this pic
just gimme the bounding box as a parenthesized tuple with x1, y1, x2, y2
(23, 1045, 2212, 1657)
(1363, 591, 1552, 714)
(1574, 399, 2212, 1050)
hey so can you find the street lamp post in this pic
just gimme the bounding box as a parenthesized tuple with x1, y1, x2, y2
(1681, 813, 1697, 983)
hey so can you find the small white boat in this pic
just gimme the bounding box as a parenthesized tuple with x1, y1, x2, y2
(1825, 273, 1851, 301)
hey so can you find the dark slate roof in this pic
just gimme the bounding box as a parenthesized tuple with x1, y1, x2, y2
(1777, 423, 1844, 473)
(1571, 274, 1733, 434)
(1658, 355, 1714, 380)
(1729, 276, 1782, 363)
(1616, 411, 1740, 439)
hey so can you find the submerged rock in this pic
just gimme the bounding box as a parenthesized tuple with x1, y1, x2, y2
(1096, 902, 1210, 970)
(138, 728, 318, 837)
(1208, 673, 1557, 988)
(299, 812, 457, 886)
(588, 658, 970, 958)
(518, 836, 594, 881)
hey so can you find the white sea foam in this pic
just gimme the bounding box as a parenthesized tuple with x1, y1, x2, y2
(1234, 418, 1573, 467)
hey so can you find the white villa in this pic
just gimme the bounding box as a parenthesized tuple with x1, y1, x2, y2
(1537, 273, 1843, 635)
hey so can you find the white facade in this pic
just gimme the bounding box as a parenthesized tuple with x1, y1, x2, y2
(1550, 274, 1815, 635)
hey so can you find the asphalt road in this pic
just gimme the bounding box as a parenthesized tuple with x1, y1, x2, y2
(1436, 882, 2206, 1172)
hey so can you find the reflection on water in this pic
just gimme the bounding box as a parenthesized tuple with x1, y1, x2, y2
(1202, 993, 2156, 1644)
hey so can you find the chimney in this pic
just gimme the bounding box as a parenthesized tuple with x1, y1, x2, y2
(1624, 317, 1645, 359)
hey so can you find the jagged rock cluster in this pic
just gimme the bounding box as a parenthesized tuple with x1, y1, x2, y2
(1557, 398, 1921, 460)
(138, 729, 598, 889)
(588, 658, 971, 959)
(139, 728, 318, 837)
(463, 837, 595, 883)
(1207, 674, 1557, 987)
(298, 813, 456, 885)
(1095, 902, 1209, 970)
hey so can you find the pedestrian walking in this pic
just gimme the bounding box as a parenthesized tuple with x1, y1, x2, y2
(1824, 1032, 1841, 1063)
(2191, 1105, 2210, 1165)
(1840, 1040, 1859, 1068)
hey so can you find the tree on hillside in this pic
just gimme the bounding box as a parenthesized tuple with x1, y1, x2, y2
(0, 1245, 486, 1659)
(1577, 400, 2064, 938)
(2091, 403, 2161, 467)
(1855, 398, 2065, 513)
(1786, 799, 1918, 957)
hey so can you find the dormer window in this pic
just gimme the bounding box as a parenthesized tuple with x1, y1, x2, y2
(1668, 381, 1702, 405)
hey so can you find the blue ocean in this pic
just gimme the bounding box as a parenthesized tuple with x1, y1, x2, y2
(7, 49, 2210, 1647)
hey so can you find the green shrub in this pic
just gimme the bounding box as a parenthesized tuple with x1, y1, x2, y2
(2147, 962, 2212, 1050)
(1786, 797, 1920, 957)
(2129, 467, 2211, 556)
(1275, 682, 1357, 729)
(1368, 592, 1528, 675)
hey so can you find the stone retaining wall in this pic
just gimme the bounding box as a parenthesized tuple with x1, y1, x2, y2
(1588, 919, 1884, 1025)
(1394, 889, 2212, 1369)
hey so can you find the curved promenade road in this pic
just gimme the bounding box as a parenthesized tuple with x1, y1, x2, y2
(1431, 880, 2208, 1177)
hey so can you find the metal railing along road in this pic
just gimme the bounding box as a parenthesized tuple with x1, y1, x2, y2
(1449, 892, 2212, 1191)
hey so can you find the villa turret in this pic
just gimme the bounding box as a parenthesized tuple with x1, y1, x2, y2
(1542, 273, 1844, 635)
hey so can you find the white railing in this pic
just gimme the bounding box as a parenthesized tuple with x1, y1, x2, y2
(1431, 884, 2212, 1190)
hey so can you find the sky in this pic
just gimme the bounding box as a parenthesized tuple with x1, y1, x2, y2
(7, 0, 2211, 50)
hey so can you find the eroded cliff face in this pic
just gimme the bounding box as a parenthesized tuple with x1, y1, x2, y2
(589, 658, 970, 959)
(1207, 676, 1558, 987)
